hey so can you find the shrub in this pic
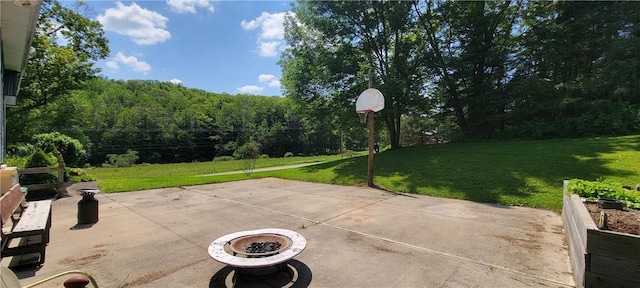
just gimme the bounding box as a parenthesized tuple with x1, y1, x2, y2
(233, 141, 261, 160)
(19, 148, 58, 198)
(567, 179, 640, 209)
(2, 155, 28, 168)
(213, 156, 234, 162)
(260, 154, 270, 159)
(24, 148, 57, 167)
(234, 141, 261, 176)
(284, 152, 294, 158)
(105, 150, 139, 167)
(32, 132, 87, 167)
(65, 167, 96, 182)
(7, 143, 35, 157)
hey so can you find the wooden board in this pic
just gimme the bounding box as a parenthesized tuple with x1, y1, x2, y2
(588, 254, 640, 283)
(563, 192, 587, 287)
(562, 180, 600, 288)
(585, 271, 639, 288)
(587, 228, 640, 263)
(1, 185, 24, 226)
(584, 229, 640, 287)
(12, 200, 51, 233)
(22, 183, 59, 191)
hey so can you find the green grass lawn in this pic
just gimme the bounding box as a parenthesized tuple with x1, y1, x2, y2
(89, 155, 343, 191)
(90, 135, 640, 212)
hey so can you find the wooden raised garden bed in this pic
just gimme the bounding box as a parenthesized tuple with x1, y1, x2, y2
(562, 180, 640, 288)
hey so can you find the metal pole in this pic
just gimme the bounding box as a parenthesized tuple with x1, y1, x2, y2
(367, 76, 374, 187)
(367, 111, 374, 187)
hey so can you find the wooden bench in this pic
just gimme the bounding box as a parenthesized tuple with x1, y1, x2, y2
(1, 184, 52, 265)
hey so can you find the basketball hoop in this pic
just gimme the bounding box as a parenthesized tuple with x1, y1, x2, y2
(355, 86, 384, 188)
(358, 111, 369, 123)
(355, 88, 383, 124)
(355, 88, 384, 113)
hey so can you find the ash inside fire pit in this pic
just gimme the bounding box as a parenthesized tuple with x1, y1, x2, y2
(229, 233, 292, 257)
(246, 241, 281, 254)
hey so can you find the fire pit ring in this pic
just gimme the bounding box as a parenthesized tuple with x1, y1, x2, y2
(229, 233, 292, 257)
(208, 228, 306, 269)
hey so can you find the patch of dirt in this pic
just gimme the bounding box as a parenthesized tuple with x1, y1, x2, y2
(493, 235, 542, 252)
(58, 249, 107, 266)
(93, 243, 111, 249)
(118, 259, 207, 288)
(346, 232, 363, 242)
(584, 202, 640, 235)
(120, 270, 172, 288)
(372, 244, 398, 253)
(527, 222, 545, 233)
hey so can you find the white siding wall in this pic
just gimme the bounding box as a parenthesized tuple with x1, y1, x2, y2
(1, 34, 4, 164)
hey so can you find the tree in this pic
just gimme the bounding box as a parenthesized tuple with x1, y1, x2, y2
(280, 0, 430, 149)
(503, 1, 640, 138)
(6, 0, 109, 139)
(234, 141, 260, 176)
(415, 0, 521, 138)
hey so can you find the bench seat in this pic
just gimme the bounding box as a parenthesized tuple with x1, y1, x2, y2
(1, 184, 52, 265)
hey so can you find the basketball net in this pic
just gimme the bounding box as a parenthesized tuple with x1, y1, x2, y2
(358, 111, 369, 123)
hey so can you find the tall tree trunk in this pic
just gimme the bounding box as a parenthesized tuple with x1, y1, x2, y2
(415, 1, 470, 134)
(384, 106, 401, 150)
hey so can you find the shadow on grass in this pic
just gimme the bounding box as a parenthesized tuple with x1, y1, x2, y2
(281, 135, 640, 210)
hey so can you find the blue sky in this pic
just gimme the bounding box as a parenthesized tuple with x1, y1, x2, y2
(85, 0, 294, 96)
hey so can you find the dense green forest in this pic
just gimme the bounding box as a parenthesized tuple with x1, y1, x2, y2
(7, 78, 368, 165)
(4, 0, 640, 167)
(280, 1, 640, 147)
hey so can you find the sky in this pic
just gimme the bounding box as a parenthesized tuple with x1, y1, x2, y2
(84, 0, 295, 97)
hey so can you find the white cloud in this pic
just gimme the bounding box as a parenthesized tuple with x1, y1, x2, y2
(241, 11, 292, 40)
(258, 41, 280, 57)
(258, 74, 275, 83)
(241, 11, 294, 57)
(267, 80, 281, 88)
(166, 0, 214, 14)
(97, 2, 171, 45)
(105, 61, 120, 70)
(111, 52, 152, 73)
(169, 78, 183, 85)
(258, 74, 281, 88)
(237, 85, 264, 94)
(240, 19, 258, 30)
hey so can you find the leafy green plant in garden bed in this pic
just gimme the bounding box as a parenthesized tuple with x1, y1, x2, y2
(567, 179, 640, 209)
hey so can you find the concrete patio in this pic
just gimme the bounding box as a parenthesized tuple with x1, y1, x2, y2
(3, 178, 575, 287)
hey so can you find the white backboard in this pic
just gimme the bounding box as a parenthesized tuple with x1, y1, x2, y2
(356, 88, 384, 112)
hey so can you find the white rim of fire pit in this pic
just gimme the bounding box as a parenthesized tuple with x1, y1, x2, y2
(208, 228, 307, 268)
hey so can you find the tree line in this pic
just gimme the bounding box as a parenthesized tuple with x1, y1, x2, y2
(280, 1, 640, 148)
(8, 78, 366, 165)
(5, 0, 640, 166)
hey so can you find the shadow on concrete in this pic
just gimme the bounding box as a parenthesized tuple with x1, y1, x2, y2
(209, 259, 312, 288)
(70, 223, 96, 230)
(7, 261, 40, 279)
